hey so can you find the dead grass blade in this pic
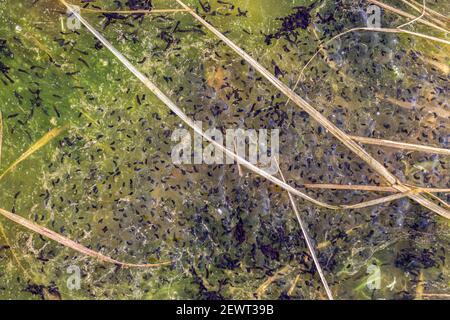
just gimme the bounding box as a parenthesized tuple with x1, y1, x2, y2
(368, 0, 449, 33)
(397, 0, 427, 29)
(80, 8, 188, 14)
(350, 135, 450, 156)
(297, 27, 449, 87)
(63, 0, 188, 14)
(59, 0, 342, 211)
(303, 183, 450, 193)
(287, 274, 301, 296)
(0, 208, 171, 268)
(305, 184, 396, 192)
(375, 93, 450, 119)
(408, 0, 450, 22)
(255, 265, 293, 298)
(0, 222, 29, 276)
(425, 192, 450, 210)
(0, 113, 31, 277)
(233, 139, 244, 177)
(175, 0, 450, 219)
(317, 225, 362, 250)
(0, 126, 68, 182)
(275, 158, 333, 300)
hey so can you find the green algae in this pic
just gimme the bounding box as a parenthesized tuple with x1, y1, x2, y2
(0, 0, 448, 300)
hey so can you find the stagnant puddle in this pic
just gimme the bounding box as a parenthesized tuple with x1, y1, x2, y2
(0, 0, 448, 299)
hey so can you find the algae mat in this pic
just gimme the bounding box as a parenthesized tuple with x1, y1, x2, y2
(0, 0, 449, 299)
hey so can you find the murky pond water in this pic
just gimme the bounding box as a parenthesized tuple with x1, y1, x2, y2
(0, 0, 449, 299)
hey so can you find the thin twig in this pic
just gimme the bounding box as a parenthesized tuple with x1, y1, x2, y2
(0, 208, 172, 268)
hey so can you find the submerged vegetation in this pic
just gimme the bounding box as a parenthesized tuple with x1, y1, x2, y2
(0, 0, 448, 299)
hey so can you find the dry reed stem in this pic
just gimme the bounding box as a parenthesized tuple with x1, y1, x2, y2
(63, 0, 188, 14)
(274, 158, 333, 299)
(297, 26, 449, 88)
(0, 126, 68, 182)
(303, 184, 450, 193)
(49, 0, 449, 279)
(80, 8, 188, 14)
(0, 208, 172, 268)
(59, 1, 450, 216)
(425, 192, 450, 210)
(415, 270, 425, 300)
(233, 139, 244, 177)
(59, 0, 341, 211)
(409, 0, 450, 22)
(175, 0, 450, 219)
(421, 293, 450, 298)
(368, 0, 449, 33)
(399, 0, 448, 28)
(397, 0, 427, 29)
(375, 93, 450, 119)
(349, 135, 450, 156)
(305, 184, 397, 192)
(0, 222, 29, 277)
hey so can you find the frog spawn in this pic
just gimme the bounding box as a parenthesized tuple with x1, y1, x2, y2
(0, 0, 448, 299)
